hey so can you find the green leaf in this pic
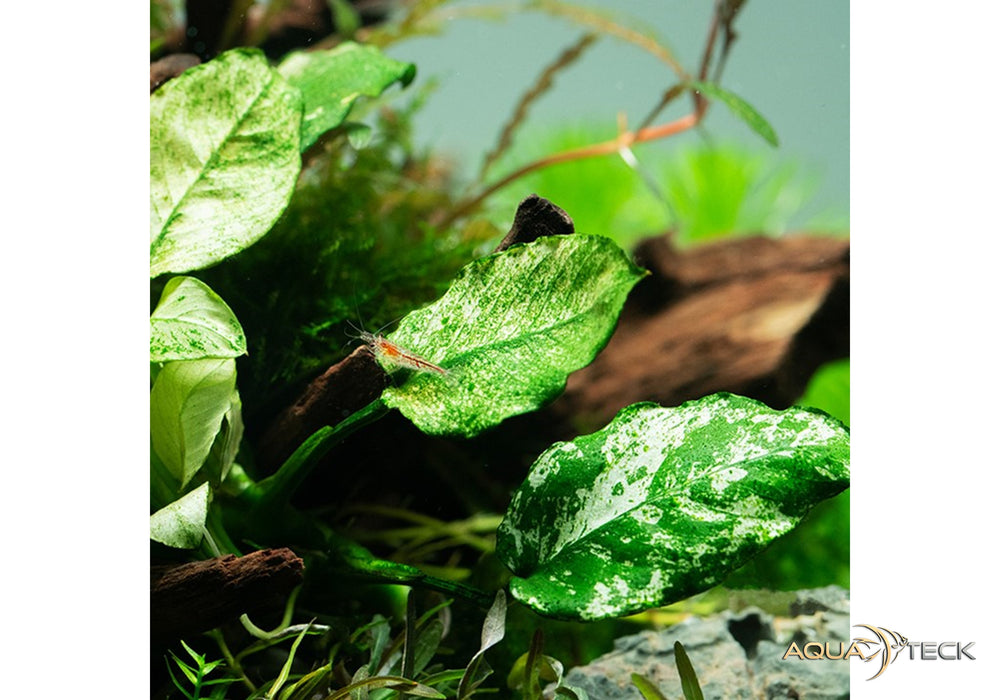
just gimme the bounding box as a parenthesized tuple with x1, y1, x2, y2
(343, 122, 374, 150)
(323, 676, 445, 700)
(689, 80, 778, 147)
(203, 387, 243, 486)
(458, 591, 506, 699)
(150, 277, 247, 361)
(280, 662, 331, 700)
(150, 482, 211, 548)
(630, 673, 667, 700)
(277, 42, 415, 151)
(328, 0, 361, 36)
(150, 48, 302, 277)
(380, 235, 647, 437)
(496, 394, 850, 620)
(506, 630, 562, 698)
(412, 619, 445, 676)
(367, 615, 392, 676)
(151, 358, 237, 488)
(674, 641, 705, 700)
(169, 652, 200, 687)
(268, 621, 313, 700)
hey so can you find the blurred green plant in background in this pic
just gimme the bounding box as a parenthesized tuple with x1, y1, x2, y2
(489, 125, 848, 252)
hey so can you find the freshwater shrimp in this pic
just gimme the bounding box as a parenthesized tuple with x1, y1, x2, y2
(356, 329, 448, 376)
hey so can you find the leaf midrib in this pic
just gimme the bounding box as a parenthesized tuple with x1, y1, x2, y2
(151, 64, 279, 256)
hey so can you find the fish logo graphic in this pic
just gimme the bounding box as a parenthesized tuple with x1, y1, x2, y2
(852, 624, 909, 680)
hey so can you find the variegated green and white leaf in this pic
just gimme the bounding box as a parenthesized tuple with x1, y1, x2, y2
(277, 42, 415, 151)
(150, 48, 302, 277)
(380, 235, 646, 437)
(496, 394, 850, 620)
(150, 482, 211, 549)
(150, 276, 246, 361)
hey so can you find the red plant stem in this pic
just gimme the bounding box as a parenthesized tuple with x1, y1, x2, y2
(434, 2, 733, 230)
(436, 111, 701, 228)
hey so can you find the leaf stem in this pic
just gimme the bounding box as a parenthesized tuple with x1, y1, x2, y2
(201, 503, 243, 557)
(206, 628, 256, 694)
(327, 528, 495, 607)
(436, 111, 699, 228)
(255, 398, 389, 506)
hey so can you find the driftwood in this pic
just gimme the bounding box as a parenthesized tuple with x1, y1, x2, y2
(151, 547, 303, 644)
(550, 233, 849, 430)
(256, 346, 389, 473)
(255, 195, 575, 473)
(253, 196, 848, 475)
(149, 53, 201, 93)
(492, 193, 575, 251)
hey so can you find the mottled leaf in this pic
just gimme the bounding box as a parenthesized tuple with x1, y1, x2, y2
(497, 394, 850, 620)
(277, 42, 415, 151)
(689, 80, 778, 147)
(150, 276, 246, 361)
(380, 235, 647, 437)
(150, 358, 237, 488)
(150, 48, 302, 277)
(150, 482, 210, 548)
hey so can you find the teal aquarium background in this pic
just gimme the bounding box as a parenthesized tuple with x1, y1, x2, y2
(385, 1, 848, 236)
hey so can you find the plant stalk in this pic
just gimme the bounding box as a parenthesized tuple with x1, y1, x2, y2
(254, 398, 390, 507)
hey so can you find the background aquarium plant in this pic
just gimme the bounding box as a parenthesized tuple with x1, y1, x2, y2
(150, 1, 848, 697)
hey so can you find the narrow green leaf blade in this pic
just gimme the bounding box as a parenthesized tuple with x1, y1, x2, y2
(277, 42, 415, 151)
(673, 641, 705, 700)
(630, 673, 667, 700)
(324, 676, 445, 699)
(169, 651, 200, 686)
(458, 590, 506, 699)
(150, 48, 302, 277)
(412, 619, 445, 676)
(150, 358, 237, 488)
(496, 394, 850, 620)
(268, 621, 313, 700)
(366, 615, 391, 676)
(150, 482, 211, 548)
(689, 80, 779, 147)
(150, 276, 247, 361)
(381, 235, 647, 437)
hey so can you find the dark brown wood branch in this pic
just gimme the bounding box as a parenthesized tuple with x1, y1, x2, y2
(256, 346, 390, 473)
(255, 195, 570, 474)
(493, 194, 575, 252)
(151, 547, 304, 644)
(549, 234, 849, 431)
(150, 54, 201, 93)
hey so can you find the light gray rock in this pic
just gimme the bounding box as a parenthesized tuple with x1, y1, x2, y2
(556, 587, 850, 700)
